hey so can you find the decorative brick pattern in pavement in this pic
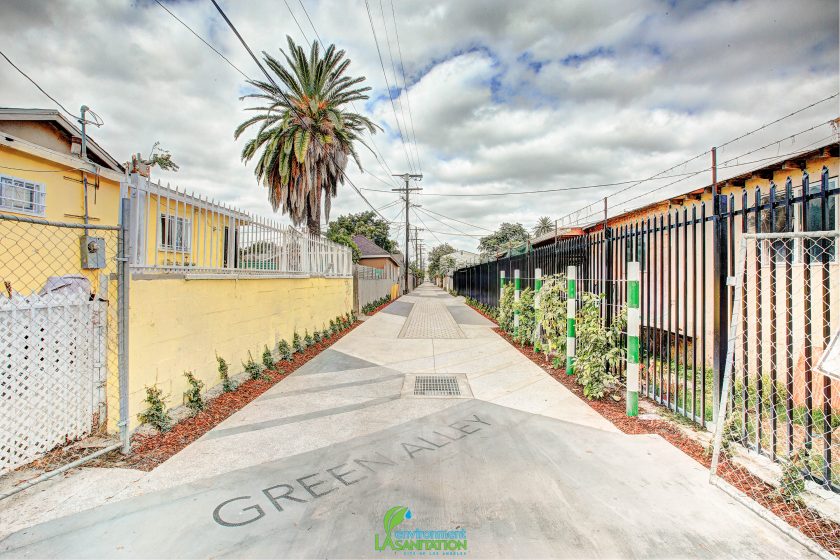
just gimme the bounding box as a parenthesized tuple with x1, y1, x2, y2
(399, 301, 465, 339)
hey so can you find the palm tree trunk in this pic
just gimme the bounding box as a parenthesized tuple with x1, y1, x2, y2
(306, 198, 321, 236)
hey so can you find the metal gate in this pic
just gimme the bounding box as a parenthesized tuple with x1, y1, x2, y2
(0, 210, 128, 486)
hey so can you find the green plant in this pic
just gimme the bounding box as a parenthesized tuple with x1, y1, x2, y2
(575, 292, 627, 399)
(243, 351, 265, 380)
(498, 282, 515, 332)
(262, 345, 275, 369)
(304, 330, 313, 348)
(277, 339, 293, 361)
(138, 385, 172, 432)
(293, 331, 304, 353)
(313, 329, 322, 343)
(217, 354, 236, 392)
(513, 287, 535, 345)
(776, 448, 808, 502)
(539, 274, 567, 358)
(183, 371, 206, 413)
(329, 319, 337, 335)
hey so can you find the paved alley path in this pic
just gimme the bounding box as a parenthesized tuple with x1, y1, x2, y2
(0, 284, 816, 558)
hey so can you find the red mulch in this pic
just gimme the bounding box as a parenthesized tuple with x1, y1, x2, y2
(465, 301, 840, 555)
(104, 321, 362, 471)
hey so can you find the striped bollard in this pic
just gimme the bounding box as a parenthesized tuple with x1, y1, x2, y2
(627, 261, 641, 417)
(566, 266, 576, 375)
(499, 270, 506, 302)
(534, 268, 542, 350)
(513, 269, 521, 335)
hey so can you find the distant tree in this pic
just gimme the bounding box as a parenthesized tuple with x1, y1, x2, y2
(478, 223, 530, 257)
(533, 216, 553, 237)
(326, 230, 361, 262)
(143, 141, 180, 172)
(427, 243, 455, 279)
(326, 211, 397, 253)
(438, 254, 457, 278)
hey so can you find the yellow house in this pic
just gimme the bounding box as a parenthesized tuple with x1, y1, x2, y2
(0, 108, 125, 292)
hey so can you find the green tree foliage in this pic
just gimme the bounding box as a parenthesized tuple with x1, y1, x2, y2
(533, 216, 553, 237)
(575, 293, 627, 399)
(538, 274, 567, 357)
(478, 223, 530, 257)
(427, 243, 455, 279)
(143, 141, 179, 172)
(326, 211, 396, 253)
(498, 283, 515, 332)
(326, 230, 361, 262)
(235, 37, 378, 234)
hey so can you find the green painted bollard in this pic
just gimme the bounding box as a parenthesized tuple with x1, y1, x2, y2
(566, 266, 576, 375)
(499, 270, 505, 302)
(534, 268, 542, 350)
(627, 261, 641, 417)
(513, 269, 521, 335)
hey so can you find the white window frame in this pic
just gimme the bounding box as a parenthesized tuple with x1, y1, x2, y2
(0, 173, 46, 216)
(159, 213, 192, 253)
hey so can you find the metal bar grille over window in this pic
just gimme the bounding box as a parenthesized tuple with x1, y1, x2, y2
(0, 213, 126, 483)
(710, 231, 840, 557)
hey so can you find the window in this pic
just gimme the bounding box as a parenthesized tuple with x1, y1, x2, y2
(159, 213, 191, 252)
(0, 174, 46, 216)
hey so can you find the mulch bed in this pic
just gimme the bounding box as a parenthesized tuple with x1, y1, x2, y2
(466, 301, 840, 555)
(31, 321, 363, 474)
(363, 299, 391, 316)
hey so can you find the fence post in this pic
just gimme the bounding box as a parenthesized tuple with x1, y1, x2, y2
(627, 261, 640, 416)
(118, 197, 131, 454)
(534, 268, 542, 351)
(499, 270, 505, 304)
(514, 269, 521, 335)
(711, 147, 728, 423)
(566, 266, 576, 375)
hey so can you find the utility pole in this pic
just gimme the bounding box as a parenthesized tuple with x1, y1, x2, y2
(392, 173, 423, 294)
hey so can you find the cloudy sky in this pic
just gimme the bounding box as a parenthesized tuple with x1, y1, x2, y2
(1, 0, 837, 254)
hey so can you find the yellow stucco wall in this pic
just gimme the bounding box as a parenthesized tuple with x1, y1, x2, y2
(124, 275, 353, 430)
(0, 146, 122, 294)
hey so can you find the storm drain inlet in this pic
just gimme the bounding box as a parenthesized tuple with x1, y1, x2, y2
(413, 375, 461, 397)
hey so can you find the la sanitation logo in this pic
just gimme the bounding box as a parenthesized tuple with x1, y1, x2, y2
(374, 506, 468, 554)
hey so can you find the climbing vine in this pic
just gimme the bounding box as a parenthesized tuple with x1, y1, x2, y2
(575, 292, 627, 399)
(513, 287, 536, 345)
(498, 282, 515, 332)
(538, 274, 567, 359)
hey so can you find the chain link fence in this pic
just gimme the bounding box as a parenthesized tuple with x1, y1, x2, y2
(0, 212, 127, 490)
(711, 231, 840, 557)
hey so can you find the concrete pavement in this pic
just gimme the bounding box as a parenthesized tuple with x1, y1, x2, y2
(0, 284, 816, 558)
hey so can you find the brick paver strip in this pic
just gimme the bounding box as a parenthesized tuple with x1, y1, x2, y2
(399, 301, 465, 339)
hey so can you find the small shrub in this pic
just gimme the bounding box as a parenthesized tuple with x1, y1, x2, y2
(513, 287, 536, 345)
(313, 329, 322, 343)
(777, 448, 808, 502)
(304, 330, 314, 348)
(539, 274, 567, 358)
(138, 385, 172, 432)
(262, 345, 274, 369)
(575, 292, 627, 400)
(217, 354, 235, 392)
(293, 331, 304, 353)
(329, 319, 337, 335)
(183, 371, 205, 413)
(277, 339, 292, 361)
(243, 351, 264, 380)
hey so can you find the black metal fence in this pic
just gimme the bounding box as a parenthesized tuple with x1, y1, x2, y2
(454, 167, 838, 447)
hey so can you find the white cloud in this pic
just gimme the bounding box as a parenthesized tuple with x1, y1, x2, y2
(0, 0, 836, 255)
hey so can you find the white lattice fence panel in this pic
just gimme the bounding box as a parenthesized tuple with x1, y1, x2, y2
(0, 292, 99, 473)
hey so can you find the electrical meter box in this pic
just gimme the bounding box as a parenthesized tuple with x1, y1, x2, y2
(80, 235, 106, 269)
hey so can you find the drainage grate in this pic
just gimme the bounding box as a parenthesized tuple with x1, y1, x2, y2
(413, 375, 461, 397)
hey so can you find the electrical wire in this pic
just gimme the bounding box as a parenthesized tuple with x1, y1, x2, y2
(282, 0, 311, 45)
(389, 0, 422, 174)
(416, 205, 493, 232)
(0, 49, 77, 119)
(363, 0, 415, 173)
(411, 208, 444, 245)
(153, 0, 250, 81)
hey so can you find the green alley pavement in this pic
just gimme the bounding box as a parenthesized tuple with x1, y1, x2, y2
(0, 284, 817, 558)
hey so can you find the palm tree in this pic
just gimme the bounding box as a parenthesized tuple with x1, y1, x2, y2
(534, 216, 553, 237)
(235, 37, 379, 234)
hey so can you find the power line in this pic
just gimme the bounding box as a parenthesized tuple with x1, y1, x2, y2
(379, 0, 418, 173)
(363, 0, 415, 173)
(281, 0, 311, 45)
(411, 208, 444, 245)
(389, 0, 422, 174)
(153, 0, 250, 81)
(414, 206, 474, 237)
(416, 206, 493, 232)
(0, 49, 77, 119)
